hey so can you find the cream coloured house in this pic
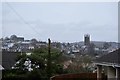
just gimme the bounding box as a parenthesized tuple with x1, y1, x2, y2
(94, 49, 120, 80)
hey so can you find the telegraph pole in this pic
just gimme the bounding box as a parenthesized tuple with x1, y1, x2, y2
(47, 38, 51, 79)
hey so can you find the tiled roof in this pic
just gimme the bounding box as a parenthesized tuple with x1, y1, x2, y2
(94, 48, 120, 66)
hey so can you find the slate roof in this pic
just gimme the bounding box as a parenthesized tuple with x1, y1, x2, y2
(2, 51, 19, 69)
(94, 48, 120, 67)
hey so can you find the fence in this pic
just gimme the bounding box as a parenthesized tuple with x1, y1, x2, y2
(51, 73, 97, 80)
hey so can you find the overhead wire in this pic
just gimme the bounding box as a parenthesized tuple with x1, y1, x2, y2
(4, 2, 42, 38)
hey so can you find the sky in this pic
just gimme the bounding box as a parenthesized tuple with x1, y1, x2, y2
(0, 2, 118, 42)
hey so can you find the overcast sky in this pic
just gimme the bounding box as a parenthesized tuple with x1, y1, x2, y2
(1, 2, 118, 42)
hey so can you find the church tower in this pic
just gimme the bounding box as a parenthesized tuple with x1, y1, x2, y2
(84, 34, 90, 46)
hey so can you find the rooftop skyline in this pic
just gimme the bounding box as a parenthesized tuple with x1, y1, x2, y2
(0, 2, 118, 42)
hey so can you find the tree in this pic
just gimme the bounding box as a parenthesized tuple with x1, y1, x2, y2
(30, 38, 38, 43)
(88, 43, 95, 56)
(65, 55, 93, 73)
(103, 42, 111, 49)
(10, 35, 17, 41)
(3, 46, 65, 80)
(4, 37, 10, 41)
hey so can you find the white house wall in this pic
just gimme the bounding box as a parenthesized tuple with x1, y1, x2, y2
(107, 66, 116, 80)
